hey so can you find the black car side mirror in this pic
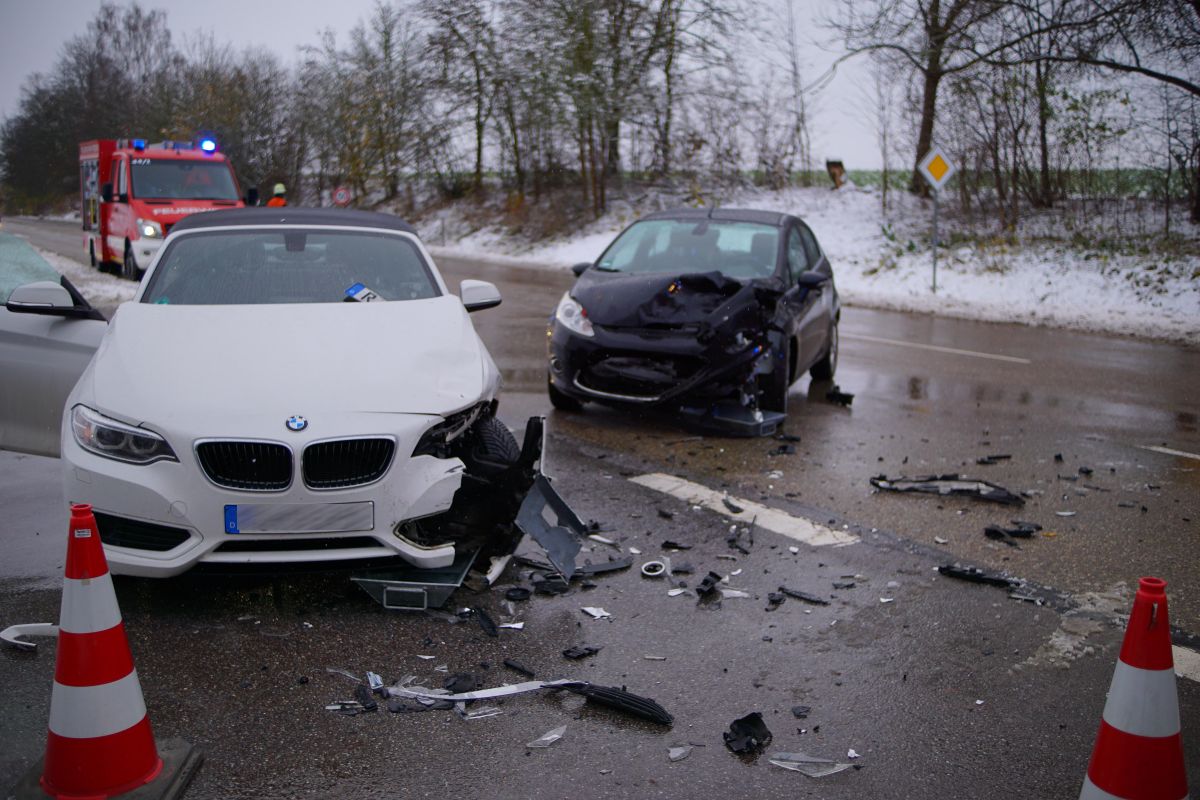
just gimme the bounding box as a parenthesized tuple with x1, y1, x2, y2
(796, 271, 828, 288)
(101, 183, 114, 203)
(571, 262, 591, 277)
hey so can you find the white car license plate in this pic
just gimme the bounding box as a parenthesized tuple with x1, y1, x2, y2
(223, 502, 374, 534)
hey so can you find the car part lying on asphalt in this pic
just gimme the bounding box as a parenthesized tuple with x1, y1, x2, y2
(869, 474, 1025, 506)
(547, 209, 841, 437)
(668, 745, 694, 762)
(778, 586, 831, 606)
(527, 725, 567, 748)
(986, 520, 1042, 538)
(724, 712, 773, 754)
(563, 645, 603, 660)
(0, 622, 58, 652)
(768, 752, 856, 777)
(937, 564, 1020, 588)
(386, 678, 673, 726)
(825, 386, 854, 406)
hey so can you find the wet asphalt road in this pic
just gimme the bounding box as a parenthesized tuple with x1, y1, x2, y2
(1, 217, 1198, 798)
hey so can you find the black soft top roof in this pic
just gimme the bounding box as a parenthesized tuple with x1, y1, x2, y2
(170, 207, 418, 235)
(640, 207, 793, 227)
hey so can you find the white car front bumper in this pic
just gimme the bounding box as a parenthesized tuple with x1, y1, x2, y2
(61, 412, 467, 577)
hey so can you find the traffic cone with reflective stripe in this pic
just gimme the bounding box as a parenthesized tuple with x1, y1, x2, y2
(13, 504, 201, 800)
(1080, 577, 1188, 800)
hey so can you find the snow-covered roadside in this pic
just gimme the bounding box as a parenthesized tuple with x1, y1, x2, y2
(36, 247, 138, 310)
(421, 186, 1200, 346)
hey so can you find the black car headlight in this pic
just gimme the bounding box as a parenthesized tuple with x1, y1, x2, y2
(412, 403, 487, 457)
(71, 405, 178, 464)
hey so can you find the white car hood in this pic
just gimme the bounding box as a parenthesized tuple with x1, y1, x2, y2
(85, 297, 491, 426)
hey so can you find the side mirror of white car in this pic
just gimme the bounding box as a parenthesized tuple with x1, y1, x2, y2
(460, 279, 502, 313)
(6, 281, 101, 320)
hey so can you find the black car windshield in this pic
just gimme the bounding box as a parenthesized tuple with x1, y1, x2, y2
(595, 219, 780, 279)
(141, 229, 440, 305)
(131, 160, 239, 201)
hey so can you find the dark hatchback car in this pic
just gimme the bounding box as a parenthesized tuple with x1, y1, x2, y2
(547, 208, 839, 435)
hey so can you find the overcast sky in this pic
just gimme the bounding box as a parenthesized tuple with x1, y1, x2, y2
(0, 0, 886, 169)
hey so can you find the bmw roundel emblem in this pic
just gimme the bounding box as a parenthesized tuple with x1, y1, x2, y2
(286, 415, 308, 432)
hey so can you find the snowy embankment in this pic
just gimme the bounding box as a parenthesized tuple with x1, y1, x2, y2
(423, 185, 1200, 346)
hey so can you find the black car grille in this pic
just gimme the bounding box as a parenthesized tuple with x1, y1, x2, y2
(581, 352, 704, 397)
(94, 512, 191, 552)
(196, 441, 293, 491)
(215, 536, 381, 553)
(303, 438, 395, 489)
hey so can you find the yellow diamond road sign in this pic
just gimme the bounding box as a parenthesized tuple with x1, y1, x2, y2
(918, 146, 957, 191)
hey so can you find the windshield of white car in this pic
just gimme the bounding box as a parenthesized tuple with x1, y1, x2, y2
(131, 160, 239, 201)
(141, 230, 440, 305)
(594, 220, 780, 279)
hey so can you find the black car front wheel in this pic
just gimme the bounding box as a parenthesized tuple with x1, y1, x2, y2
(548, 376, 584, 412)
(810, 322, 838, 381)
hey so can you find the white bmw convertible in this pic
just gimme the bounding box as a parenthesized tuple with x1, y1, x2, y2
(7, 208, 534, 577)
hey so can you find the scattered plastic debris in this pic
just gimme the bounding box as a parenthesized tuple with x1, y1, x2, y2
(527, 725, 567, 748)
(662, 540, 693, 550)
(564, 682, 673, 725)
(588, 534, 617, 546)
(724, 712, 772, 754)
(668, 588, 690, 597)
(933, 536, 949, 544)
(499, 622, 525, 630)
(870, 474, 1024, 506)
(326, 667, 363, 683)
(657, 509, 675, 520)
(721, 589, 752, 599)
(581, 607, 612, 619)
(1055, 511, 1077, 517)
(726, 520, 755, 554)
(847, 748, 861, 759)
(990, 520, 1042, 538)
(879, 597, 895, 604)
(416, 655, 436, 661)
(366, 671, 384, 694)
(983, 528, 1020, 548)
(832, 580, 856, 590)
(563, 645, 602, 660)
(457, 704, 503, 720)
(505, 587, 532, 602)
(0, 622, 57, 652)
(696, 571, 724, 597)
(788, 545, 800, 554)
(473, 607, 499, 637)
(629, 547, 642, 555)
(444, 673, 483, 694)
(722, 497, 745, 514)
(669, 745, 694, 762)
(769, 444, 796, 456)
(825, 386, 854, 406)
(353, 684, 378, 712)
(644, 655, 667, 661)
(642, 560, 667, 578)
(778, 587, 830, 606)
(975, 454, 1012, 465)
(768, 752, 855, 777)
(790, 705, 812, 719)
(937, 565, 1018, 588)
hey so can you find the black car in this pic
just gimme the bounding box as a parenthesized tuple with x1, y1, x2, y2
(546, 208, 839, 436)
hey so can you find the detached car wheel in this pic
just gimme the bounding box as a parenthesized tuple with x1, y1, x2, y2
(810, 322, 838, 381)
(548, 377, 584, 412)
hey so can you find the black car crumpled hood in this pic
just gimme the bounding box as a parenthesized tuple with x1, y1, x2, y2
(573, 271, 780, 331)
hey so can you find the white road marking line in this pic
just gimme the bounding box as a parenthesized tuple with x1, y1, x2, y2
(1173, 645, 1200, 683)
(1138, 445, 1200, 462)
(629, 473, 858, 548)
(841, 332, 1032, 364)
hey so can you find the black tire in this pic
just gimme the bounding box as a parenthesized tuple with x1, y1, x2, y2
(122, 243, 141, 281)
(548, 377, 584, 412)
(471, 415, 521, 466)
(810, 322, 838, 381)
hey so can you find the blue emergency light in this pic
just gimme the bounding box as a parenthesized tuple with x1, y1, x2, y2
(132, 139, 146, 151)
(198, 137, 217, 153)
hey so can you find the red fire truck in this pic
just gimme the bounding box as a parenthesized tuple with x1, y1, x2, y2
(80, 137, 248, 279)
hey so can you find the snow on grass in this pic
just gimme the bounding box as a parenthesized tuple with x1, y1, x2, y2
(419, 185, 1199, 345)
(36, 247, 138, 310)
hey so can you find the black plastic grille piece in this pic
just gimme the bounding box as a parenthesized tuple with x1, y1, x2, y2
(303, 438, 395, 489)
(196, 441, 292, 491)
(93, 512, 191, 552)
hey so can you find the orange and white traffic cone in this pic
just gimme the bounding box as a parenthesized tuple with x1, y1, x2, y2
(13, 504, 201, 800)
(1080, 576, 1189, 800)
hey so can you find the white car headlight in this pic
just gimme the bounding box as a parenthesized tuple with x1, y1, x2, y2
(71, 405, 177, 464)
(136, 218, 163, 239)
(555, 292, 594, 337)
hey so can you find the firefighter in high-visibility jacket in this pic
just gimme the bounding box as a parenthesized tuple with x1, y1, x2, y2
(266, 183, 287, 207)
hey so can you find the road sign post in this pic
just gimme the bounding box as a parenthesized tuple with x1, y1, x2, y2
(917, 146, 957, 295)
